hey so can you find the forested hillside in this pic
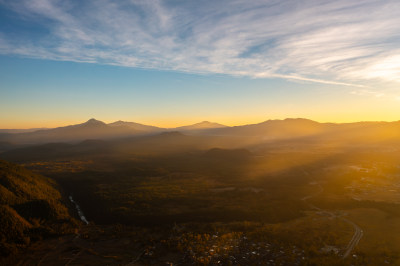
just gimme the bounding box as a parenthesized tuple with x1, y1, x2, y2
(0, 160, 77, 257)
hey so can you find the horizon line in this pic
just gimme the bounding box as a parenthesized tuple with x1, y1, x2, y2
(2, 117, 400, 130)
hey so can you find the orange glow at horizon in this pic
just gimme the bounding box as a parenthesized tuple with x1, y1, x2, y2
(1, 114, 400, 130)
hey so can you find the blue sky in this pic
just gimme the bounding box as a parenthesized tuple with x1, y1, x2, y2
(1, 0, 400, 128)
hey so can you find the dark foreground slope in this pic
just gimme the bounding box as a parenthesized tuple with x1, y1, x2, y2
(0, 160, 77, 257)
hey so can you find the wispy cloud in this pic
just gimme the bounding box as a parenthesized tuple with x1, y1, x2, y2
(1, 0, 399, 88)
(351, 89, 385, 98)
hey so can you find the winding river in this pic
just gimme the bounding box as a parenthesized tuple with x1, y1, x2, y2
(69, 195, 89, 225)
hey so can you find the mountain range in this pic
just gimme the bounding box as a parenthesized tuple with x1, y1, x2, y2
(1, 118, 400, 148)
(0, 119, 227, 145)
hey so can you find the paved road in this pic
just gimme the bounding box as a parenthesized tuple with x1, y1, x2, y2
(302, 183, 363, 259)
(341, 218, 363, 258)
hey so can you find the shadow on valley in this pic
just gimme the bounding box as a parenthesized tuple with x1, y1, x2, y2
(0, 160, 78, 257)
(1, 119, 400, 265)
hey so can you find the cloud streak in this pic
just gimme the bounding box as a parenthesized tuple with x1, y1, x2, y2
(1, 0, 399, 88)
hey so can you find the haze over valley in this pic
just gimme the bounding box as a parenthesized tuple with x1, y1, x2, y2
(1, 117, 400, 265)
(1, 0, 400, 265)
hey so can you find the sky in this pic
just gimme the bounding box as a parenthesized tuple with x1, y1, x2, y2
(0, 0, 400, 128)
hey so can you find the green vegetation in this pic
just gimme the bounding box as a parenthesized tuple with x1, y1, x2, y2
(0, 160, 78, 257)
(1, 127, 400, 264)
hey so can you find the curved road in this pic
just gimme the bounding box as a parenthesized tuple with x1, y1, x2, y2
(341, 218, 363, 258)
(302, 183, 363, 259)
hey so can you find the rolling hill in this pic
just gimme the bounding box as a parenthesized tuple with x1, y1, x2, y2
(0, 119, 225, 145)
(0, 160, 77, 257)
(207, 118, 400, 143)
(175, 121, 227, 131)
(1, 118, 400, 148)
(0, 119, 144, 144)
(108, 120, 164, 132)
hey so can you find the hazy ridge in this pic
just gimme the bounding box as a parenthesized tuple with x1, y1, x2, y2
(1, 118, 400, 147)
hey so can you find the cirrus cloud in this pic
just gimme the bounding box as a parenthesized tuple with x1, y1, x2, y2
(1, 0, 399, 88)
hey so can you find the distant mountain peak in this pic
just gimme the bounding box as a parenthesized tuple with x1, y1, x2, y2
(86, 118, 102, 123)
(108, 120, 163, 131)
(283, 118, 316, 122)
(260, 118, 318, 124)
(82, 118, 106, 126)
(84, 118, 105, 124)
(108, 120, 125, 126)
(198, 121, 215, 125)
(177, 121, 227, 130)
